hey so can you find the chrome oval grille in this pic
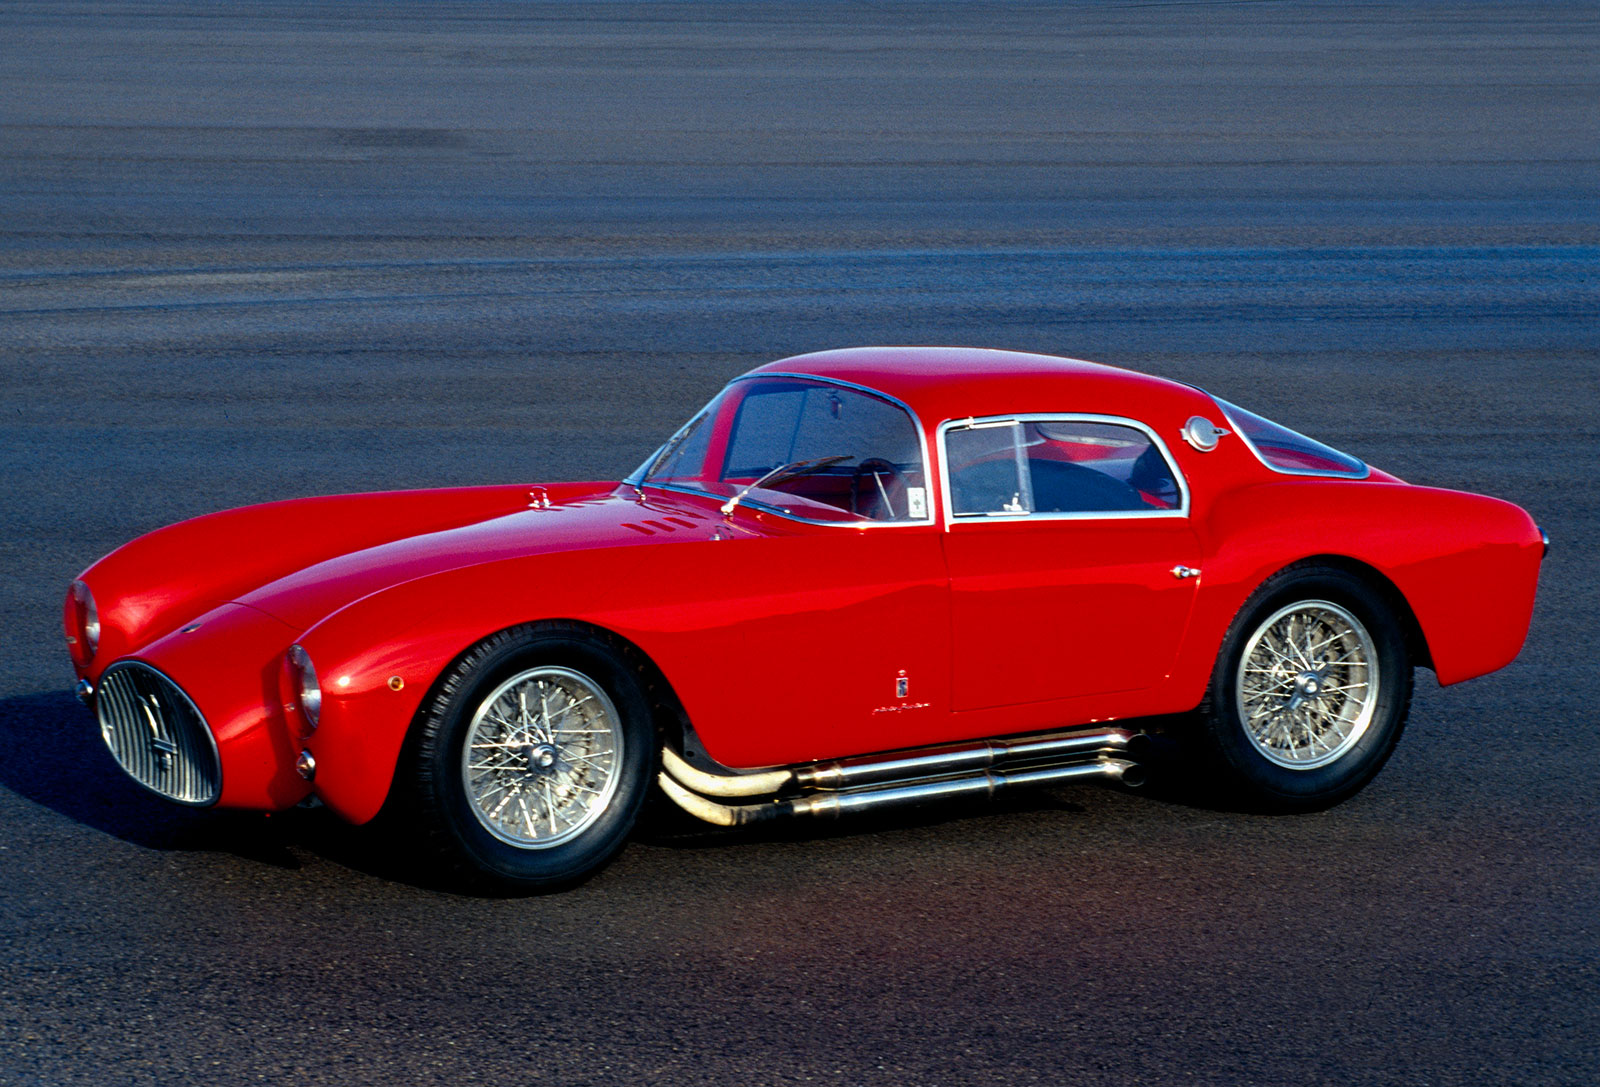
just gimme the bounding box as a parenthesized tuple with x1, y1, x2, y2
(95, 662, 221, 806)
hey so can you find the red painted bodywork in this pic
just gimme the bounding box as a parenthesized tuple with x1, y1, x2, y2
(68, 348, 1544, 823)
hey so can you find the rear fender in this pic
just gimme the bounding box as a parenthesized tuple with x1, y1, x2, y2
(1168, 481, 1542, 705)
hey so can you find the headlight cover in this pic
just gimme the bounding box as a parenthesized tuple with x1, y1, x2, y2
(68, 580, 100, 660)
(287, 644, 322, 731)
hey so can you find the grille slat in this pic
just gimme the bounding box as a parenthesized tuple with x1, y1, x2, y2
(96, 663, 221, 806)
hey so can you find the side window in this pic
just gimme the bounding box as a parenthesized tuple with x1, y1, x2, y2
(719, 380, 928, 522)
(946, 423, 1032, 515)
(945, 417, 1183, 518)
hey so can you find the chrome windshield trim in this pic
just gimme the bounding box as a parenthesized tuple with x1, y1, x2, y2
(937, 412, 1192, 528)
(633, 370, 938, 529)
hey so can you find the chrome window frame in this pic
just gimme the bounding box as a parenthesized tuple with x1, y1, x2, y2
(937, 412, 1191, 527)
(631, 372, 938, 529)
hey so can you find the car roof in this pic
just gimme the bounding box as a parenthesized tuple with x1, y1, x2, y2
(747, 346, 1212, 426)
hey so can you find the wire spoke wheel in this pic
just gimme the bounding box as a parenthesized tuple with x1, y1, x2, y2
(460, 666, 624, 848)
(1234, 599, 1380, 770)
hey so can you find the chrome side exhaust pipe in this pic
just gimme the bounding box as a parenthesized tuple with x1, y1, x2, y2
(658, 758, 1144, 827)
(798, 728, 1135, 791)
(660, 727, 1136, 799)
(657, 726, 1145, 827)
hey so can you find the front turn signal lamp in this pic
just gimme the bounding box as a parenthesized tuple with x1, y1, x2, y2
(287, 644, 322, 731)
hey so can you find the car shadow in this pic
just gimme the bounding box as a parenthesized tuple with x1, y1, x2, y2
(1, 689, 1213, 892)
(0, 689, 554, 892)
(0, 689, 314, 868)
(634, 779, 1104, 852)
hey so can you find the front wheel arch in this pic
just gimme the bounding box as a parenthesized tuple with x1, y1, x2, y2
(382, 618, 691, 808)
(381, 618, 687, 891)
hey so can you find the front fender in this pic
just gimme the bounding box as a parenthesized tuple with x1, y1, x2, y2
(292, 546, 652, 824)
(73, 484, 537, 678)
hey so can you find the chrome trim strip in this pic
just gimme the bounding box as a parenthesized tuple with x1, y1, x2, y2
(631, 370, 939, 529)
(936, 412, 1192, 529)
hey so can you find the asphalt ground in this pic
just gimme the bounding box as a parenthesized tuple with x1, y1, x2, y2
(1, 2, 1597, 1084)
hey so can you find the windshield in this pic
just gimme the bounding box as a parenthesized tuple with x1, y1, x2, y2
(632, 377, 930, 523)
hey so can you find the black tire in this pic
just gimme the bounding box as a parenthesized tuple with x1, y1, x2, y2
(395, 622, 656, 892)
(1196, 564, 1412, 812)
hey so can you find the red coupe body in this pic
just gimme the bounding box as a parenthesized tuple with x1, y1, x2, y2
(67, 348, 1543, 842)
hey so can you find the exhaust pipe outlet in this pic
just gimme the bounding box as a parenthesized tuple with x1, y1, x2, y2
(657, 773, 791, 826)
(660, 747, 795, 798)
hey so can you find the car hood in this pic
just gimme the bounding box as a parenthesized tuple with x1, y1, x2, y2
(236, 488, 725, 631)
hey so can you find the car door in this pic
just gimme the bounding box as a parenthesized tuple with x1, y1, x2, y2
(616, 373, 955, 769)
(939, 414, 1202, 712)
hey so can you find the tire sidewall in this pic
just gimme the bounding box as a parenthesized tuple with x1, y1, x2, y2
(423, 630, 655, 889)
(1208, 568, 1411, 809)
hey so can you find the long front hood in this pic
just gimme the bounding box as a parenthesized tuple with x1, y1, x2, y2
(236, 488, 723, 630)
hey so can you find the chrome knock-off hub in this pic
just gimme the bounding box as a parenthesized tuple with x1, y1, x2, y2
(527, 743, 559, 772)
(1286, 670, 1324, 710)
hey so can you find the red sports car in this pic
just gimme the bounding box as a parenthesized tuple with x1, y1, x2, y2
(65, 348, 1546, 889)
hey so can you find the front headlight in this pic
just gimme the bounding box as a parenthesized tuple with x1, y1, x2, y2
(67, 580, 100, 660)
(287, 644, 322, 731)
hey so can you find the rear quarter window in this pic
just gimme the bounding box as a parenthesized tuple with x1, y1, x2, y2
(1214, 399, 1368, 478)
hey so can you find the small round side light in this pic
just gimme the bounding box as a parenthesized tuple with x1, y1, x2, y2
(288, 644, 322, 731)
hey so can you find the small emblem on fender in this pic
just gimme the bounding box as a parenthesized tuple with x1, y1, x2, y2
(896, 671, 909, 699)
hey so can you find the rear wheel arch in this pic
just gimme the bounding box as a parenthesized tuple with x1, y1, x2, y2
(1279, 555, 1433, 673)
(1192, 558, 1417, 811)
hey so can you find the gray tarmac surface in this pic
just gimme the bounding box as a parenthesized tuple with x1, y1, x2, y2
(2, 2, 1597, 1084)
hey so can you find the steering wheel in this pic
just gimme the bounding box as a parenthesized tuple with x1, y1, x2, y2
(850, 458, 909, 520)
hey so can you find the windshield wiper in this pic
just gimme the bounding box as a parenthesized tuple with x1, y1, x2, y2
(720, 455, 850, 516)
